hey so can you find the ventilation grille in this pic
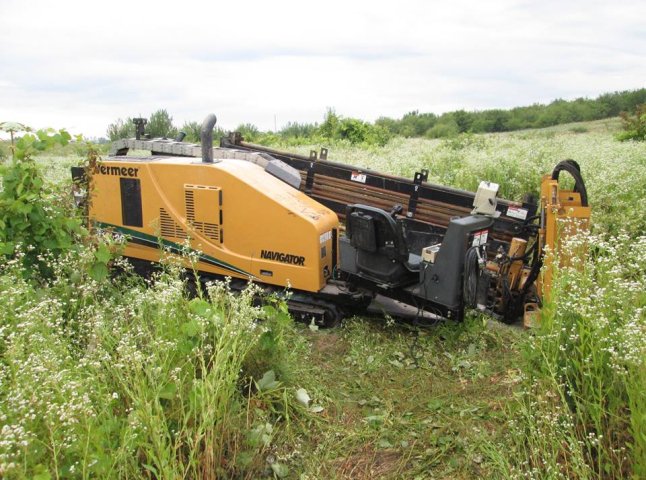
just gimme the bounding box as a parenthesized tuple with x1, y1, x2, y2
(185, 188, 220, 241)
(185, 189, 196, 222)
(160, 208, 187, 239)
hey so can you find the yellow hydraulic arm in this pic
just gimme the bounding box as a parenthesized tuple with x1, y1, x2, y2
(538, 159, 591, 303)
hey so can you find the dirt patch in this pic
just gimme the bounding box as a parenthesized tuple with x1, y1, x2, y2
(308, 331, 349, 358)
(333, 447, 403, 479)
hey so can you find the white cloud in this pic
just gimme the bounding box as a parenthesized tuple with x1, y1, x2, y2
(0, 0, 644, 138)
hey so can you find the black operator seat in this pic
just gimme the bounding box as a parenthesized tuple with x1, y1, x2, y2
(345, 204, 421, 273)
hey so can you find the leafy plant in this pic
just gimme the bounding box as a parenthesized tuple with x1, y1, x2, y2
(2, 116, 644, 479)
(0, 127, 85, 276)
(425, 120, 459, 138)
(616, 103, 646, 141)
(491, 231, 646, 478)
(0, 122, 29, 159)
(317, 109, 391, 146)
(319, 108, 341, 139)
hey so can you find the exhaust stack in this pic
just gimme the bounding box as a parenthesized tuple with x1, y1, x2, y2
(200, 113, 217, 163)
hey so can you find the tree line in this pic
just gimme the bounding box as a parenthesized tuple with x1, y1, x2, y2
(378, 88, 646, 138)
(106, 88, 646, 145)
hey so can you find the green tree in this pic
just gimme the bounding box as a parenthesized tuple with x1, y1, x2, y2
(106, 117, 135, 141)
(148, 109, 178, 139)
(399, 111, 438, 137)
(319, 108, 341, 139)
(426, 119, 459, 138)
(451, 110, 474, 133)
(180, 120, 226, 144)
(180, 120, 202, 143)
(338, 118, 368, 143)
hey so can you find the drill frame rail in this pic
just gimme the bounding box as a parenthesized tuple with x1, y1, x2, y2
(219, 133, 538, 241)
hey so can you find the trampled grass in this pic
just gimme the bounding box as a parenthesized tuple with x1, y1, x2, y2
(1, 119, 644, 478)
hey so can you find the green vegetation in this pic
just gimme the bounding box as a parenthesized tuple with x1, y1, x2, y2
(107, 110, 180, 141)
(0, 128, 85, 277)
(105, 89, 646, 145)
(146, 109, 178, 139)
(1, 117, 645, 478)
(617, 103, 646, 142)
(0, 129, 315, 479)
(286, 118, 645, 237)
(377, 89, 646, 138)
(490, 232, 646, 479)
(0, 256, 313, 479)
(106, 117, 136, 141)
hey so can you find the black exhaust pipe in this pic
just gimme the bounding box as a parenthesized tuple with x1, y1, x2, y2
(201, 113, 217, 163)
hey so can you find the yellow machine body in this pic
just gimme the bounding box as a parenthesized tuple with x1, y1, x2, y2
(89, 156, 339, 292)
(83, 124, 593, 325)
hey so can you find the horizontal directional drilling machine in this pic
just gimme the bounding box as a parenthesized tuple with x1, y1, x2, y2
(72, 114, 591, 326)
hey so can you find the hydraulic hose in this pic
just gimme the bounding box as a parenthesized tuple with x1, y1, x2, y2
(551, 159, 588, 207)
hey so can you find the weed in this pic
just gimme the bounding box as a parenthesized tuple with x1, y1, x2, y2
(489, 231, 646, 478)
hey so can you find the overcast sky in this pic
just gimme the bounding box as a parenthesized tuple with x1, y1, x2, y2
(1, 0, 644, 138)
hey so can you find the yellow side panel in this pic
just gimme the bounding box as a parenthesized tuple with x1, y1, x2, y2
(89, 157, 339, 293)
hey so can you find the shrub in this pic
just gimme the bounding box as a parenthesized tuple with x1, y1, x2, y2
(234, 123, 261, 142)
(0, 128, 86, 277)
(0, 126, 311, 477)
(179, 121, 226, 144)
(147, 109, 178, 139)
(337, 118, 391, 146)
(318, 108, 341, 139)
(616, 103, 646, 141)
(106, 117, 135, 141)
(316, 109, 390, 146)
(279, 121, 318, 139)
(425, 120, 459, 138)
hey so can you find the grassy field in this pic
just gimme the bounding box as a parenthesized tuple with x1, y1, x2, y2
(1, 119, 644, 479)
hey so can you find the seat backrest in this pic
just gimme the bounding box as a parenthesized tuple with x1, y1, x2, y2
(346, 204, 408, 261)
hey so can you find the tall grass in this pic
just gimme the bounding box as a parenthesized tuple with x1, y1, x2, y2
(489, 231, 646, 479)
(0, 245, 306, 479)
